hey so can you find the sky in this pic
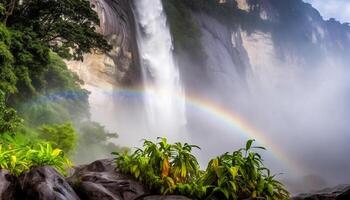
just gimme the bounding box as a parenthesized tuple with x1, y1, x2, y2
(304, 0, 350, 23)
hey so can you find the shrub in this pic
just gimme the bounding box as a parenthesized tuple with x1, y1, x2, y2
(0, 134, 72, 176)
(114, 138, 201, 194)
(200, 140, 290, 200)
(113, 138, 290, 200)
(38, 123, 77, 154)
(0, 91, 22, 134)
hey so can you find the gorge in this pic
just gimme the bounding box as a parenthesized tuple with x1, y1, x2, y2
(64, 0, 350, 196)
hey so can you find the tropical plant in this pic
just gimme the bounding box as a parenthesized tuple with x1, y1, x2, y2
(0, 134, 72, 176)
(113, 138, 290, 200)
(26, 143, 72, 175)
(201, 140, 290, 200)
(113, 137, 201, 194)
(171, 142, 200, 183)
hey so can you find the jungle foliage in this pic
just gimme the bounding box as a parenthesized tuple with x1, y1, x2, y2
(0, 133, 72, 176)
(114, 138, 290, 200)
(0, 0, 122, 173)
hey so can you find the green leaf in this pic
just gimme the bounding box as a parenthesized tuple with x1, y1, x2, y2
(246, 139, 255, 150)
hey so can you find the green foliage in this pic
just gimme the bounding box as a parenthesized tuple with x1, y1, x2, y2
(0, 91, 22, 134)
(0, 23, 17, 94)
(0, 134, 72, 176)
(200, 140, 289, 200)
(114, 138, 201, 194)
(45, 53, 84, 92)
(38, 123, 77, 154)
(9, 29, 50, 99)
(8, 0, 111, 60)
(27, 143, 72, 176)
(16, 52, 89, 127)
(114, 139, 290, 200)
(0, 0, 122, 170)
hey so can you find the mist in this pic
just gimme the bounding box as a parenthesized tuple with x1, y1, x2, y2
(67, 0, 350, 195)
(178, 26, 350, 193)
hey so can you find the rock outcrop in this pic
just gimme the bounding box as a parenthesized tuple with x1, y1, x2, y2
(67, 159, 148, 200)
(18, 167, 80, 200)
(0, 160, 192, 200)
(67, 0, 141, 88)
(1, 160, 350, 200)
(91, 0, 141, 86)
(0, 170, 18, 200)
(293, 185, 350, 200)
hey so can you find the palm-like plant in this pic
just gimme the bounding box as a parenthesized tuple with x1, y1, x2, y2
(143, 138, 174, 178)
(171, 142, 200, 183)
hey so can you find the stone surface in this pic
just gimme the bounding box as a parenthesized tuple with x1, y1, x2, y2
(18, 166, 80, 200)
(292, 185, 350, 200)
(0, 170, 18, 200)
(90, 0, 141, 86)
(67, 159, 148, 200)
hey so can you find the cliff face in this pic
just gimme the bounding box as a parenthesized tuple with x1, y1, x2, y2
(68, 0, 350, 90)
(167, 0, 350, 80)
(163, 1, 350, 190)
(68, 0, 141, 88)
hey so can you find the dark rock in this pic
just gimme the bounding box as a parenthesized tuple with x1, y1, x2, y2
(292, 185, 350, 200)
(19, 166, 80, 200)
(0, 170, 18, 200)
(67, 159, 148, 200)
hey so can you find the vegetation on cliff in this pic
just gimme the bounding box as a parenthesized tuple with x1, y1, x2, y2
(114, 138, 290, 200)
(0, 0, 122, 173)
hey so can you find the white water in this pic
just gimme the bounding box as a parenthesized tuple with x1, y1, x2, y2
(133, 0, 186, 135)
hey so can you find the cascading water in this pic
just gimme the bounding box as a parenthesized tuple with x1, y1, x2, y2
(133, 0, 186, 134)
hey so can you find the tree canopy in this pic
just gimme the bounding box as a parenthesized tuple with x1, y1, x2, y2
(2, 0, 110, 60)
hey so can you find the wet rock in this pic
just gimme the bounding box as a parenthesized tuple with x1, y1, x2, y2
(292, 185, 350, 200)
(19, 166, 80, 200)
(68, 159, 148, 200)
(0, 170, 18, 200)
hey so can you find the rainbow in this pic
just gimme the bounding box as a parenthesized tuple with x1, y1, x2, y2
(29, 85, 301, 174)
(91, 85, 301, 174)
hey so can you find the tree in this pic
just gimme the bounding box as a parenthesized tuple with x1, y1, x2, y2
(0, 90, 22, 134)
(0, 22, 17, 95)
(7, 0, 110, 60)
(38, 123, 77, 154)
(0, 0, 19, 25)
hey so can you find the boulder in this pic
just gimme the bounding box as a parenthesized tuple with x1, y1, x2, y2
(18, 166, 80, 200)
(0, 170, 18, 200)
(67, 159, 148, 200)
(293, 185, 350, 200)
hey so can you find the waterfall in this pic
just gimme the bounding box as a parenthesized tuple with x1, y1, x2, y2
(133, 0, 186, 134)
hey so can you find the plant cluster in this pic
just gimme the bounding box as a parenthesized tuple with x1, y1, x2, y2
(0, 134, 72, 176)
(114, 138, 201, 194)
(113, 138, 290, 200)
